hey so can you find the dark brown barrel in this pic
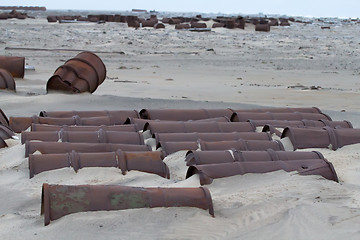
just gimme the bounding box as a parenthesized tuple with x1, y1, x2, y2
(186, 159, 338, 185)
(41, 184, 214, 225)
(191, 22, 207, 28)
(0, 68, 16, 91)
(47, 51, 106, 93)
(29, 150, 168, 179)
(255, 23, 270, 32)
(155, 132, 272, 148)
(39, 110, 139, 120)
(231, 112, 331, 122)
(281, 127, 360, 150)
(185, 149, 324, 165)
(139, 108, 233, 120)
(158, 141, 199, 155)
(31, 124, 138, 132)
(231, 107, 322, 114)
(25, 141, 151, 157)
(0, 56, 25, 78)
(21, 130, 144, 145)
(199, 139, 284, 151)
(144, 121, 256, 136)
(154, 23, 165, 29)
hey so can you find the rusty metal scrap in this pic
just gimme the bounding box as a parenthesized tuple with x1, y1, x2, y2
(0, 56, 25, 78)
(41, 184, 214, 225)
(231, 107, 322, 114)
(46, 51, 106, 93)
(39, 110, 139, 120)
(0, 69, 16, 91)
(282, 126, 360, 150)
(29, 150, 168, 179)
(186, 159, 339, 185)
(25, 141, 151, 157)
(21, 130, 145, 145)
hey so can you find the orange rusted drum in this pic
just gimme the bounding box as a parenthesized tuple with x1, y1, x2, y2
(0, 56, 25, 78)
(47, 51, 106, 93)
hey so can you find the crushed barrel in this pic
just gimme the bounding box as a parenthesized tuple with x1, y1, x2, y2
(46, 51, 106, 93)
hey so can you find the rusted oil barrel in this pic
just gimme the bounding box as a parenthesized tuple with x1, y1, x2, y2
(281, 126, 360, 150)
(46, 51, 106, 93)
(31, 123, 138, 132)
(185, 149, 324, 166)
(212, 22, 224, 28)
(255, 24, 270, 32)
(0, 56, 25, 78)
(29, 150, 168, 179)
(191, 22, 207, 28)
(25, 141, 151, 157)
(154, 132, 272, 148)
(199, 139, 284, 151)
(231, 107, 322, 114)
(42, 184, 214, 225)
(144, 121, 255, 136)
(140, 108, 233, 120)
(47, 16, 57, 22)
(0, 68, 16, 91)
(186, 159, 339, 185)
(21, 130, 145, 145)
(231, 112, 331, 122)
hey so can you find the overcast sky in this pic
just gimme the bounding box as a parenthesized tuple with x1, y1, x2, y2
(2, 0, 359, 18)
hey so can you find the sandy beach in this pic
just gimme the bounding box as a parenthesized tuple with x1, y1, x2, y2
(1, 10, 360, 239)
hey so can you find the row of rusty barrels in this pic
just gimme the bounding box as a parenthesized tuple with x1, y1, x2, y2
(0, 6, 46, 11)
(46, 13, 292, 32)
(0, 9, 31, 20)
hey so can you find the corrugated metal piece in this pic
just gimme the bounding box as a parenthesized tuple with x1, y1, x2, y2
(186, 159, 339, 185)
(185, 150, 324, 166)
(47, 51, 106, 93)
(144, 121, 256, 136)
(0, 68, 16, 91)
(31, 124, 138, 132)
(282, 126, 360, 150)
(29, 150, 168, 179)
(21, 130, 145, 145)
(25, 141, 151, 157)
(199, 139, 284, 151)
(0, 56, 25, 78)
(139, 108, 233, 120)
(41, 184, 214, 225)
(231, 112, 331, 122)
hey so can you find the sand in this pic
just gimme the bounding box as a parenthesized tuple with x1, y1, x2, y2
(1, 11, 360, 239)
